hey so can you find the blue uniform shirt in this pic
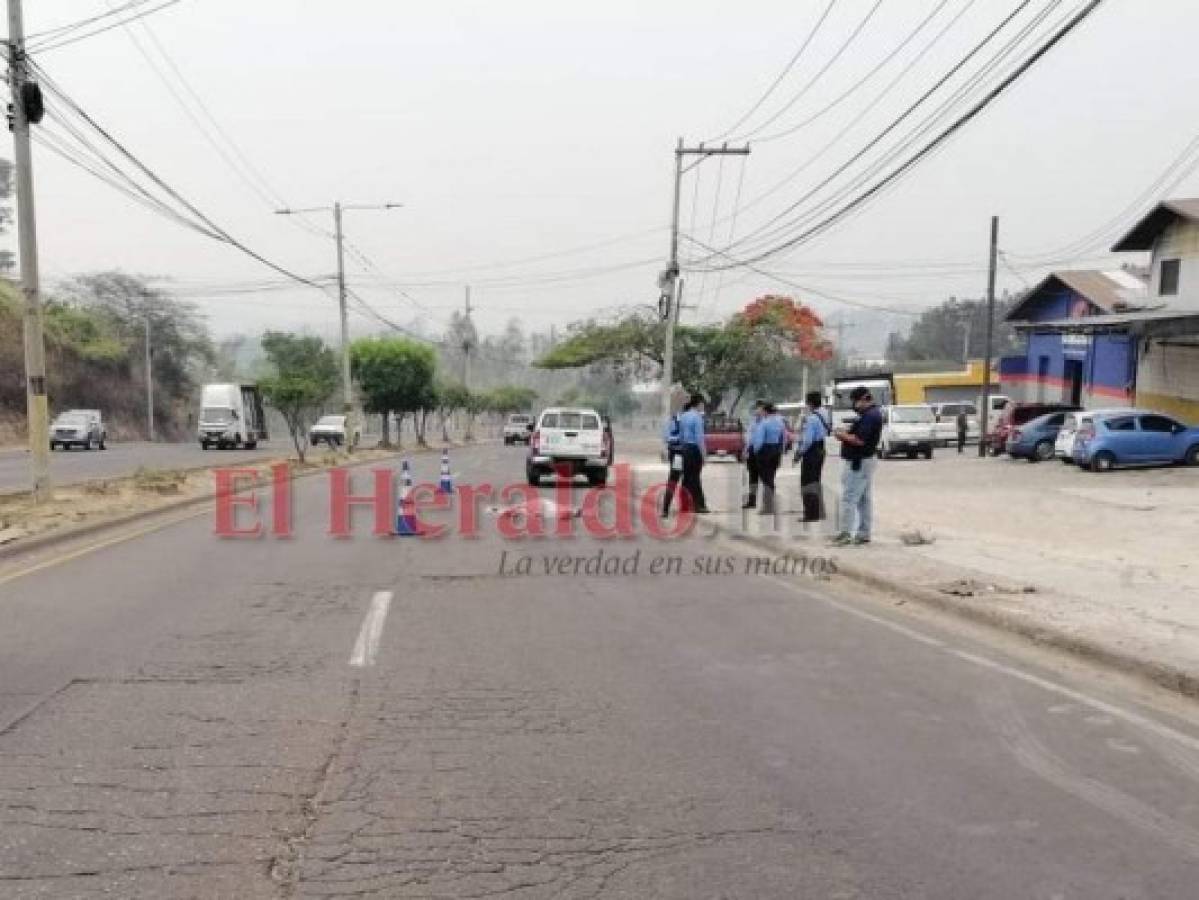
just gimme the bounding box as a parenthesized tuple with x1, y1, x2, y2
(795, 409, 830, 457)
(662, 415, 681, 447)
(752, 414, 787, 453)
(679, 409, 705, 447)
(745, 416, 764, 452)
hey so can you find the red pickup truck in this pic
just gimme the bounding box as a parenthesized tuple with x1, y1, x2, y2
(704, 414, 745, 460)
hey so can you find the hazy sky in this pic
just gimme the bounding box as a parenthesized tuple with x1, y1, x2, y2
(8, 0, 1199, 348)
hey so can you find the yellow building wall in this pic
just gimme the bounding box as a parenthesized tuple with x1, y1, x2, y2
(893, 360, 994, 405)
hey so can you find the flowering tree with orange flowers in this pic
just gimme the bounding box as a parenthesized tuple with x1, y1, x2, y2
(733, 295, 834, 363)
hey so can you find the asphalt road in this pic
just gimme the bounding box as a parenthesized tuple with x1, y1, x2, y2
(0, 441, 285, 493)
(2, 442, 1199, 897)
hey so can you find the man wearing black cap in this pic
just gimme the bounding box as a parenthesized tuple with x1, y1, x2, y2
(831, 386, 882, 545)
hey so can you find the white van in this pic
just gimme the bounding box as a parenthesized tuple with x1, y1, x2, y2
(198, 383, 268, 450)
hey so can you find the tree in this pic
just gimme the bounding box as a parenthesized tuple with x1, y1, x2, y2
(350, 336, 438, 448)
(259, 332, 339, 462)
(435, 379, 471, 442)
(535, 295, 833, 411)
(486, 385, 538, 415)
(886, 294, 1022, 365)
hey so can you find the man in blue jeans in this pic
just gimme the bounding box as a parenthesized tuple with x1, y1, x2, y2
(831, 386, 883, 546)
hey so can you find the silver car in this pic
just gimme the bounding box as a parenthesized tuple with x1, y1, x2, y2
(49, 410, 107, 451)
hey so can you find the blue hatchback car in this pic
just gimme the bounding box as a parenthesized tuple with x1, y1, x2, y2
(1072, 409, 1199, 471)
(1006, 410, 1071, 462)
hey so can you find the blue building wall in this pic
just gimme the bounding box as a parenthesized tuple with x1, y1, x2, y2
(1002, 282, 1135, 406)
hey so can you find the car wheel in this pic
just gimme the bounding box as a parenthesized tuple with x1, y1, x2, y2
(245, 441, 257, 450)
(86, 435, 96, 451)
(1032, 440, 1054, 462)
(1185, 444, 1199, 467)
(200, 440, 209, 450)
(877, 443, 887, 459)
(588, 469, 609, 487)
(906, 449, 917, 460)
(526, 465, 541, 487)
(1060, 457, 1074, 465)
(1091, 450, 1117, 472)
(49, 441, 57, 451)
(923, 446, 934, 460)
(99, 436, 107, 450)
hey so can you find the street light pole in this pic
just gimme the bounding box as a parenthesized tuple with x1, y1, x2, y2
(276, 202, 401, 450)
(6, 0, 51, 501)
(659, 139, 749, 420)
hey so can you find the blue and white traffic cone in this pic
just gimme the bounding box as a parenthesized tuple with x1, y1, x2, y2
(438, 449, 453, 495)
(395, 459, 421, 536)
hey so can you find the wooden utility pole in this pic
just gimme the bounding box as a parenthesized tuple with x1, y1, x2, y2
(6, 0, 51, 501)
(659, 139, 749, 420)
(978, 216, 999, 457)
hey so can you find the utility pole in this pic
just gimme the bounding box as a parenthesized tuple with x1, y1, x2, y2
(276, 202, 401, 450)
(659, 138, 749, 420)
(462, 285, 474, 390)
(7, 0, 50, 501)
(144, 314, 155, 441)
(978, 216, 999, 458)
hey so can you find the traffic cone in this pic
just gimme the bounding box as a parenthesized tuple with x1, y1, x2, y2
(438, 449, 453, 495)
(394, 459, 421, 536)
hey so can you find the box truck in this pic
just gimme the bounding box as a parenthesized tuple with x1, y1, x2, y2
(198, 383, 267, 450)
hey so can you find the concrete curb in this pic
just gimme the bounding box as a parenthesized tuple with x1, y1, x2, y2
(739, 530, 1199, 700)
(0, 443, 468, 564)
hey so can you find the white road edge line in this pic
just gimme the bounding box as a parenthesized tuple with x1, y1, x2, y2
(349, 591, 392, 668)
(763, 573, 1199, 753)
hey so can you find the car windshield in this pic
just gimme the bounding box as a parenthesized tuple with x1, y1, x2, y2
(53, 416, 86, 428)
(201, 406, 233, 423)
(508, 415, 529, 424)
(890, 407, 935, 423)
(315, 416, 345, 427)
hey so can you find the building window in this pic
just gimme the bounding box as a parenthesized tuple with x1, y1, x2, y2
(1160, 258, 1180, 296)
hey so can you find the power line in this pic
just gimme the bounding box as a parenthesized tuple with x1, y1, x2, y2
(733, 0, 886, 142)
(29, 0, 186, 53)
(30, 61, 333, 294)
(711, 3, 1106, 271)
(752, 0, 956, 144)
(714, 0, 1045, 263)
(707, 0, 839, 142)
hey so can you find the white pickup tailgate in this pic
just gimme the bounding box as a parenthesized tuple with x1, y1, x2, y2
(539, 411, 603, 457)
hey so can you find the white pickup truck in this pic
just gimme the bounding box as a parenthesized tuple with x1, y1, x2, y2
(526, 407, 613, 486)
(878, 404, 937, 459)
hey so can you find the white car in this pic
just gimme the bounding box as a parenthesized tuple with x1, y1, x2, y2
(309, 414, 360, 448)
(526, 407, 612, 486)
(1055, 408, 1130, 464)
(931, 402, 980, 447)
(503, 413, 534, 445)
(878, 405, 937, 459)
(49, 409, 107, 451)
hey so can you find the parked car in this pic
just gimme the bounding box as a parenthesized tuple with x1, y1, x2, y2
(502, 413, 534, 445)
(1073, 410, 1199, 471)
(309, 414, 360, 448)
(1006, 410, 1071, 462)
(527, 407, 613, 486)
(704, 412, 745, 461)
(1054, 409, 1130, 464)
(49, 409, 106, 451)
(985, 402, 1079, 455)
(878, 405, 937, 459)
(932, 402, 979, 447)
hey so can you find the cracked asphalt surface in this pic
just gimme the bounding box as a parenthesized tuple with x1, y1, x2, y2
(2, 441, 1199, 897)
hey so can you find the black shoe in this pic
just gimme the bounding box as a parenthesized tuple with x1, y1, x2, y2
(695, 507, 712, 515)
(741, 500, 757, 510)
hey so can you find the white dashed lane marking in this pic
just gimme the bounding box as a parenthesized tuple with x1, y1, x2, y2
(349, 591, 392, 668)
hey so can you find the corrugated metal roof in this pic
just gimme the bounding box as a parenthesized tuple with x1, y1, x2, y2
(1111, 198, 1199, 252)
(1014, 308, 1199, 337)
(1005, 269, 1148, 322)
